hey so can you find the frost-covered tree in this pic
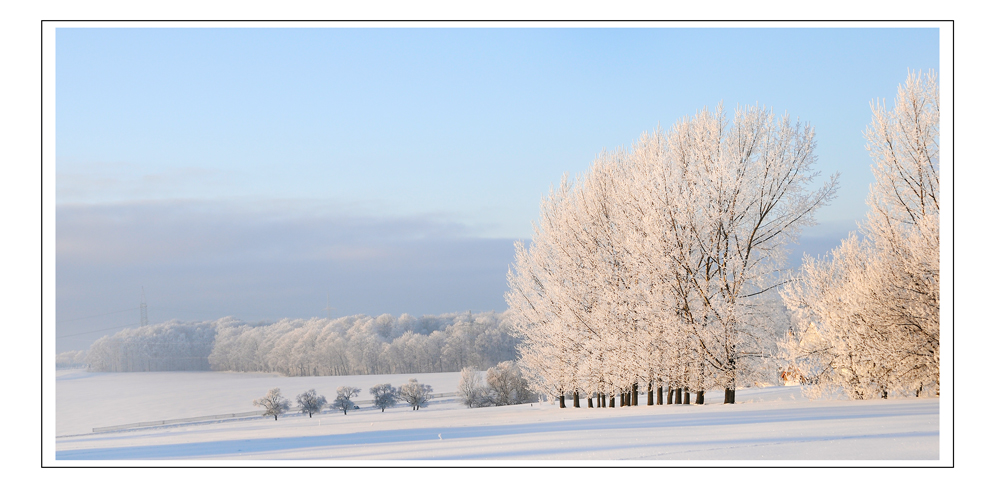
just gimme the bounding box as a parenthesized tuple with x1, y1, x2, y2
(398, 378, 433, 410)
(781, 71, 939, 400)
(457, 367, 490, 408)
(253, 388, 290, 420)
(295, 389, 327, 418)
(369, 384, 398, 412)
(86, 320, 217, 372)
(507, 102, 835, 405)
(332, 386, 360, 415)
(56, 350, 88, 369)
(486, 361, 537, 406)
(637, 104, 835, 403)
(506, 170, 623, 408)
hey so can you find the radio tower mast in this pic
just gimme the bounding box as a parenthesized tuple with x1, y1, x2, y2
(324, 293, 335, 321)
(140, 287, 148, 328)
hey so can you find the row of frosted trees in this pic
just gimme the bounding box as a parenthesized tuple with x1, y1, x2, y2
(208, 311, 517, 376)
(83, 311, 519, 375)
(780, 71, 940, 400)
(506, 102, 838, 406)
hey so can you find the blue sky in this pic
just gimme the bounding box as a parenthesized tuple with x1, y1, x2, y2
(54, 26, 940, 351)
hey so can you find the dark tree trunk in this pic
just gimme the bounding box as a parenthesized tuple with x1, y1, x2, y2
(882, 390, 888, 399)
(647, 385, 654, 406)
(657, 385, 664, 405)
(695, 390, 704, 404)
(667, 386, 674, 404)
(683, 391, 690, 404)
(588, 397, 594, 408)
(559, 394, 566, 408)
(624, 391, 630, 407)
(675, 388, 683, 404)
(573, 390, 581, 408)
(609, 394, 615, 408)
(632, 383, 639, 406)
(724, 388, 735, 404)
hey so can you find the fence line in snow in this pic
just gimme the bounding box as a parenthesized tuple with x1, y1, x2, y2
(91, 391, 459, 433)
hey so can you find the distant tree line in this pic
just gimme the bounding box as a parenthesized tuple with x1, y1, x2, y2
(73, 311, 519, 375)
(84, 320, 217, 372)
(55, 350, 89, 369)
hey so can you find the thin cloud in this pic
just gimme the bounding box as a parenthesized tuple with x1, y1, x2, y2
(56, 199, 519, 351)
(56, 164, 225, 204)
(56, 199, 474, 265)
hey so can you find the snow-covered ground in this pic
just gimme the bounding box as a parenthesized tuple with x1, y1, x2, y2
(56, 369, 462, 437)
(55, 370, 939, 463)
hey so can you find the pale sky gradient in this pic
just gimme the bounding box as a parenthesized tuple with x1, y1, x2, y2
(54, 26, 940, 351)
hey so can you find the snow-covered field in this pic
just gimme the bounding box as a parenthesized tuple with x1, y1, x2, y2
(55, 370, 940, 464)
(55, 369, 463, 437)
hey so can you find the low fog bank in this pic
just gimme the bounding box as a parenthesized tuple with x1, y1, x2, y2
(56, 200, 521, 352)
